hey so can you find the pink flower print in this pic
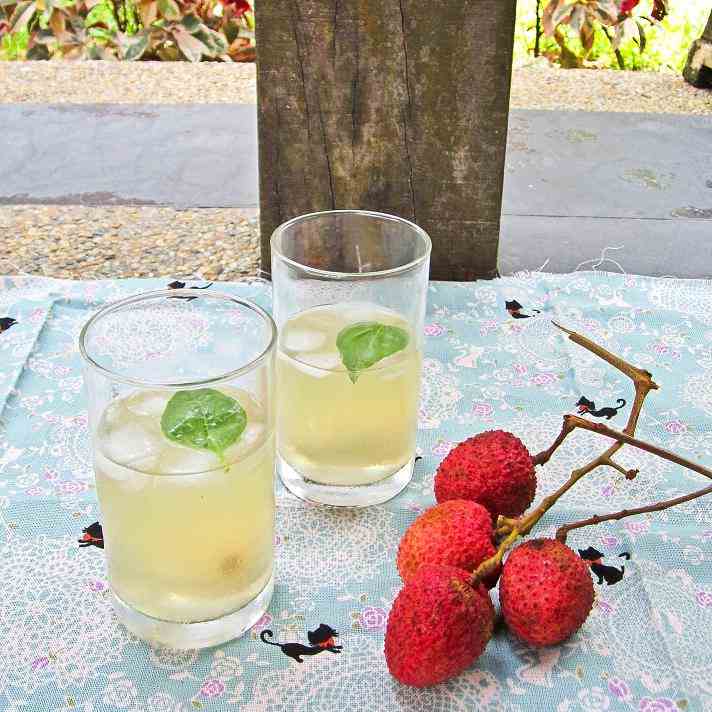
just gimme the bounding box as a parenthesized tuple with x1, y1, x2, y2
(57, 481, 88, 495)
(454, 346, 483, 369)
(432, 439, 454, 456)
(31, 657, 49, 672)
(669, 350, 681, 360)
(424, 323, 445, 337)
(607, 678, 631, 701)
(663, 420, 686, 434)
(696, 591, 712, 608)
(600, 534, 620, 549)
(638, 698, 677, 712)
(597, 600, 614, 615)
(625, 520, 649, 536)
(531, 372, 557, 386)
(274, 534, 282, 546)
(359, 606, 388, 632)
(200, 679, 226, 698)
(43, 468, 59, 481)
(652, 343, 669, 356)
(512, 363, 528, 376)
(251, 613, 272, 631)
(25, 487, 43, 496)
(88, 580, 107, 592)
(471, 402, 493, 419)
(600, 483, 614, 498)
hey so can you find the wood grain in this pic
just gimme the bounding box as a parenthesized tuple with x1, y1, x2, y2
(256, 0, 517, 280)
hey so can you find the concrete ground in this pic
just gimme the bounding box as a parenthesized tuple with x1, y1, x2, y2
(0, 63, 710, 280)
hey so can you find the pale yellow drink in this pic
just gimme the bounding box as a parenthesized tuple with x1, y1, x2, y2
(277, 303, 421, 486)
(94, 387, 274, 623)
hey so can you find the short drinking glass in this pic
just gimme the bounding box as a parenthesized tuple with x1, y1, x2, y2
(79, 289, 276, 649)
(271, 210, 431, 507)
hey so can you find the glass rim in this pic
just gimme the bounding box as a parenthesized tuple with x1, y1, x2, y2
(270, 209, 432, 281)
(78, 289, 277, 390)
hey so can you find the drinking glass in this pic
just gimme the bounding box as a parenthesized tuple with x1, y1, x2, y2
(79, 289, 276, 649)
(271, 210, 431, 507)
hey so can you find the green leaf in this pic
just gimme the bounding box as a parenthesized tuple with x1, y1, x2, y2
(180, 12, 200, 33)
(10, 1, 37, 31)
(173, 26, 206, 61)
(161, 388, 247, 460)
(157, 0, 179, 20)
(121, 31, 148, 60)
(336, 322, 409, 384)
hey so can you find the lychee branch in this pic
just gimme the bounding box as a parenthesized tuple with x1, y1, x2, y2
(555, 482, 712, 543)
(479, 324, 701, 582)
(564, 415, 712, 481)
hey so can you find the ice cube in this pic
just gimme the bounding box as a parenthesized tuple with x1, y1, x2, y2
(285, 352, 340, 379)
(157, 443, 222, 475)
(124, 390, 171, 417)
(95, 451, 150, 491)
(223, 421, 266, 461)
(282, 328, 326, 354)
(100, 419, 164, 468)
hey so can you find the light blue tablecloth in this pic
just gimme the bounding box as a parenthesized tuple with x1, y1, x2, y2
(1, 273, 711, 712)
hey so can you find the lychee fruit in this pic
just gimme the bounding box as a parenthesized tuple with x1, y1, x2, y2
(385, 564, 495, 687)
(499, 538, 594, 647)
(397, 500, 498, 587)
(435, 430, 536, 519)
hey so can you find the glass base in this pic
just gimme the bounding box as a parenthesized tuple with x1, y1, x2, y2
(111, 574, 274, 649)
(277, 454, 414, 507)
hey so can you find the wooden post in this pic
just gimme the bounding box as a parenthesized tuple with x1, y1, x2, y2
(256, 0, 517, 280)
(683, 10, 712, 88)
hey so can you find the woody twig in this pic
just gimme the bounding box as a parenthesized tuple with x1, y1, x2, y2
(471, 322, 711, 585)
(556, 483, 712, 542)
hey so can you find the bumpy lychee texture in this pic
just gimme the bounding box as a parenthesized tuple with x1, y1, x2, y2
(385, 564, 495, 687)
(397, 500, 498, 587)
(499, 538, 594, 647)
(435, 430, 536, 519)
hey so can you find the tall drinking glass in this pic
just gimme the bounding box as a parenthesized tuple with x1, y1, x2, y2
(79, 289, 276, 649)
(272, 210, 431, 507)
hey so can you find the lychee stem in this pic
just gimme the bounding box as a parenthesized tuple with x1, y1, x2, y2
(470, 529, 519, 586)
(563, 416, 712, 481)
(556, 482, 712, 542)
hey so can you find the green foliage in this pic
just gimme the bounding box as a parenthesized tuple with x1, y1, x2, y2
(337, 322, 409, 384)
(161, 388, 247, 460)
(0, 0, 253, 60)
(514, 0, 710, 71)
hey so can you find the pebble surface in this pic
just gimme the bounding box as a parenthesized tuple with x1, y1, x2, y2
(0, 206, 260, 281)
(2, 61, 709, 114)
(0, 61, 709, 280)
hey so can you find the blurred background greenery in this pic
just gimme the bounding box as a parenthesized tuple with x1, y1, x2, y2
(514, 0, 710, 71)
(1, 0, 710, 68)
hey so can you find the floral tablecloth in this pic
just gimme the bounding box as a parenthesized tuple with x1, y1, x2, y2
(1, 272, 711, 712)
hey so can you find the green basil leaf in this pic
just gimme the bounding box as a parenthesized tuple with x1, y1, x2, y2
(160, 388, 246, 461)
(336, 321, 409, 384)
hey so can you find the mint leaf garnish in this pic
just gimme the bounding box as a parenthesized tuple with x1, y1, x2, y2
(336, 322, 409, 384)
(160, 388, 246, 461)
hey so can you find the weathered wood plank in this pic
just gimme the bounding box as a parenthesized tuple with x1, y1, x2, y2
(257, 1, 517, 280)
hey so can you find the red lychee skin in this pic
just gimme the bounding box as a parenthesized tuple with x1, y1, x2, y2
(499, 538, 594, 647)
(397, 500, 499, 587)
(385, 564, 495, 687)
(435, 430, 536, 519)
